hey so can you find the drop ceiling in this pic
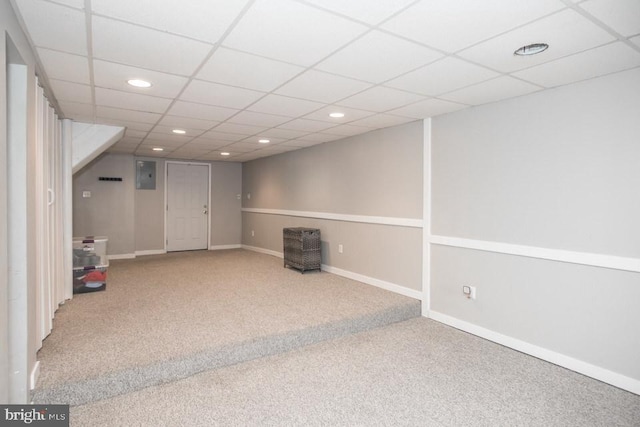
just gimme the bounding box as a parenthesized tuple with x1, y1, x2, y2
(12, 0, 640, 162)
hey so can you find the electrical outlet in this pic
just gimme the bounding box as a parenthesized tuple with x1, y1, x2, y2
(338, 244, 343, 254)
(82, 190, 91, 198)
(251, 230, 255, 237)
(463, 285, 477, 300)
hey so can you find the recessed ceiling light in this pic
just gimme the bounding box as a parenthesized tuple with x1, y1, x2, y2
(220, 152, 230, 156)
(258, 139, 270, 144)
(172, 129, 186, 134)
(329, 112, 345, 118)
(514, 43, 549, 56)
(127, 79, 152, 88)
(152, 147, 164, 151)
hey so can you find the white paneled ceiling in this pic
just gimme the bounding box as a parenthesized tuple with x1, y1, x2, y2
(12, 0, 640, 162)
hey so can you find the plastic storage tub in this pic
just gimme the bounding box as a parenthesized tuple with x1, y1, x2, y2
(73, 236, 108, 294)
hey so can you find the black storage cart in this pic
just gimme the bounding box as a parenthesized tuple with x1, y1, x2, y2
(283, 228, 321, 273)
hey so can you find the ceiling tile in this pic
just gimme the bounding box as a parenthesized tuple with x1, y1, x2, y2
(275, 70, 372, 103)
(385, 57, 499, 96)
(180, 80, 265, 109)
(15, 0, 87, 54)
(150, 125, 204, 138)
(182, 140, 228, 149)
(321, 124, 376, 137)
(240, 136, 287, 145)
(388, 98, 469, 118)
(58, 101, 94, 119)
(198, 151, 238, 160)
(218, 153, 256, 162)
(95, 118, 155, 132)
(196, 47, 305, 92)
(115, 137, 142, 146)
(144, 131, 192, 142)
(302, 105, 376, 123)
(440, 76, 542, 105)
(213, 123, 268, 136)
(95, 88, 172, 113)
(168, 146, 212, 156)
(91, 0, 250, 43)
(277, 119, 337, 132)
(580, 0, 640, 37)
(281, 139, 326, 148)
(316, 30, 443, 83)
(303, 0, 416, 25)
(49, 79, 92, 104)
(110, 139, 138, 149)
(135, 146, 171, 157)
(346, 114, 414, 129)
(50, 0, 85, 9)
(381, 0, 565, 53)
(166, 152, 202, 160)
(124, 129, 147, 138)
(167, 101, 239, 122)
(337, 86, 426, 112)
(513, 42, 640, 88)
(228, 111, 292, 127)
(458, 9, 616, 73)
(295, 133, 344, 143)
(259, 144, 300, 153)
(221, 142, 260, 153)
(156, 116, 218, 132)
(37, 48, 90, 84)
(197, 131, 248, 142)
(258, 128, 311, 139)
(93, 60, 189, 98)
(141, 137, 187, 148)
(223, 0, 367, 66)
(96, 106, 162, 124)
(92, 16, 212, 76)
(248, 94, 326, 117)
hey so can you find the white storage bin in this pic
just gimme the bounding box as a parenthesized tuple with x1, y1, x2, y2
(73, 236, 108, 269)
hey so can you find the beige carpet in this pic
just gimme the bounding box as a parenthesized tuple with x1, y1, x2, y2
(70, 317, 640, 426)
(34, 249, 420, 404)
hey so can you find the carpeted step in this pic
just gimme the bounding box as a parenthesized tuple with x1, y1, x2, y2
(32, 300, 420, 406)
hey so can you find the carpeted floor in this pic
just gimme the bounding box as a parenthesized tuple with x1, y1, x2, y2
(71, 317, 640, 426)
(35, 249, 640, 426)
(34, 249, 420, 405)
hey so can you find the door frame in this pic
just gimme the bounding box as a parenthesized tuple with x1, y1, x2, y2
(164, 161, 212, 252)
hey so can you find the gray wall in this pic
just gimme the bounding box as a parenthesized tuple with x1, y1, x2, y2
(73, 154, 242, 255)
(242, 121, 423, 292)
(73, 154, 135, 255)
(431, 68, 640, 382)
(243, 122, 423, 218)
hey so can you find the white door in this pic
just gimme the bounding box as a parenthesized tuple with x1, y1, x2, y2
(166, 163, 209, 251)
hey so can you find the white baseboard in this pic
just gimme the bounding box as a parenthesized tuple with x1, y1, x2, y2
(241, 245, 422, 301)
(242, 244, 283, 258)
(428, 310, 640, 396)
(107, 253, 136, 260)
(30, 361, 40, 390)
(210, 244, 242, 251)
(321, 264, 422, 300)
(135, 249, 167, 257)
